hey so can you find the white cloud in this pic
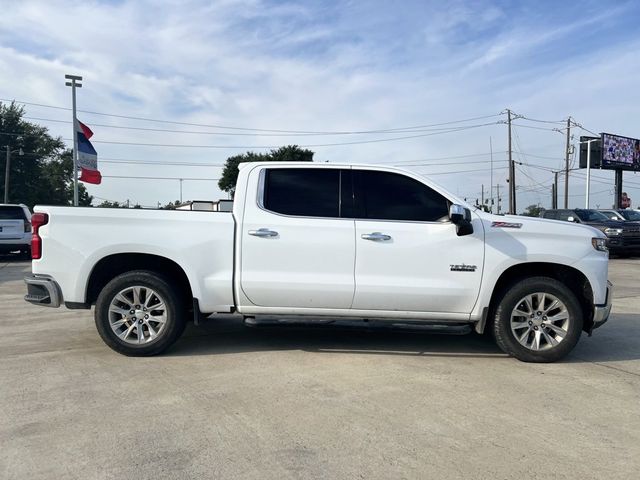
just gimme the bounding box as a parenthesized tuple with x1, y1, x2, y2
(0, 0, 638, 209)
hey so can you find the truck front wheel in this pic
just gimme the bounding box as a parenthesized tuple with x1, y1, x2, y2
(493, 276, 583, 363)
(95, 270, 186, 356)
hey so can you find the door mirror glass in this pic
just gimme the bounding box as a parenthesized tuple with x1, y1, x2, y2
(449, 204, 473, 236)
(449, 204, 470, 225)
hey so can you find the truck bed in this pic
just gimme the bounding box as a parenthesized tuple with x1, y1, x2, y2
(32, 206, 236, 312)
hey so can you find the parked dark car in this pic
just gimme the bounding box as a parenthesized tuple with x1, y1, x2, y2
(541, 208, 640, 255)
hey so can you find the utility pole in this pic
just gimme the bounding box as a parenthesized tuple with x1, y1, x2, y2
(65, 74, 83, 207)
(4, 146, 9, 204)
(507, 109, 515, 214)
(4, 146, 23, 204)
(496, 184, 501, 214)
(563, 117, 571, 208)
(179, 178, 183, 203)
(481, 184, 485, 211)
(553, 171, 559, 209)
(489, 136, 494, 213)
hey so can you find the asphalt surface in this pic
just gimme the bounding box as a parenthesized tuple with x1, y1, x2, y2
(1, 256, 639, 479)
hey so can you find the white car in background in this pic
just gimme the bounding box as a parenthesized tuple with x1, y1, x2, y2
(0, 204, 32, 256)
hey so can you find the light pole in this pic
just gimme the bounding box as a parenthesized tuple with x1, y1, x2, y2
(4, 146, 24, 204)
(581, 138, 601, 209)
(65, 74, 82, 206)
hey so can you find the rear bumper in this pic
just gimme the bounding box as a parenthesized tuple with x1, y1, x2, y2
(24, 275, 62, 308)
(592, 281, 613, 331)
(0, 239, 30, 251)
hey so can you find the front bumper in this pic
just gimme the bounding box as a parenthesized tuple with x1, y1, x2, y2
(592, 280, 613, 331)
(24, 275, 62, 308)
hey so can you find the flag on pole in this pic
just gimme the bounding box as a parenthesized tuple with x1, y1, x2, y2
(79, 168, 102, 184)
(75, 119, 101, 184)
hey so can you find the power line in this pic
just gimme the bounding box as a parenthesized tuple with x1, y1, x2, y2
(22, 115, 503, 137)
(2, 98, 503, 135)
(102, 175, 221, 181)
(0, 121, 502, 149)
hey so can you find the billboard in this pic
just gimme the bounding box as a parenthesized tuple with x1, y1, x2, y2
(601, 132, 640, 171)
(579, 136, 602, 169)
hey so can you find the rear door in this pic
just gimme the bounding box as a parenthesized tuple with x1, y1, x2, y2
(0, 206, 27, 240)
(239, 167, 356, 309)
(351, 169, 485, 314)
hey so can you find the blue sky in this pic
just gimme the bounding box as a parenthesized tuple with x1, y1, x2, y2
(1, 0, 640, 209)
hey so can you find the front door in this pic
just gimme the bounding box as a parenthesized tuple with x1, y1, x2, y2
(351, 169, 485, 314)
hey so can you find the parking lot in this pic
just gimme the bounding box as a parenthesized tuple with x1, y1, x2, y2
(1, 257, 638, 479)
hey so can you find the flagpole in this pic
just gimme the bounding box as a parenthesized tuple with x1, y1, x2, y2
(65, 74, 83, 206)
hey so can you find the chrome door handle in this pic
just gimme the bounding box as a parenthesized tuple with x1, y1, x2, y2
(248, 228, 278, 237)
(361, 232, 391, 241)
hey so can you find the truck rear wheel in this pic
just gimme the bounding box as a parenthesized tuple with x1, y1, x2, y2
(493, 276, 583, 363)
(95, 270, 186, 356)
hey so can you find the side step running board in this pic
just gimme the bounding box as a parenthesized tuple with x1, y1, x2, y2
(243, 316, 472, 335)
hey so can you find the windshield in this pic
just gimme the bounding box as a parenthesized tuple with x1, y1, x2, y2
(575, 209, 610, 222)
(621, 210, 640, 221)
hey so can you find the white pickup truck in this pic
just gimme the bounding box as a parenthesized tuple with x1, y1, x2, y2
(24, 162, 612, 362)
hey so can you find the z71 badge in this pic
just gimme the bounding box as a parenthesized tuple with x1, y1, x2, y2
(491, 221, 522, 229)
(450, 264, 477, 272)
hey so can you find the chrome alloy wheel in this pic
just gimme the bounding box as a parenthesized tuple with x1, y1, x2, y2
(510, 292, 570, 351)
(108, 286, 167, 345)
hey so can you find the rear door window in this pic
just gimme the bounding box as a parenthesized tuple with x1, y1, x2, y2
(263, 168, 352, 218)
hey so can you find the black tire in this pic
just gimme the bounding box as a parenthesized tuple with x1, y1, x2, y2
(95, 270, 186, 356)
(493, 276, 583, 363)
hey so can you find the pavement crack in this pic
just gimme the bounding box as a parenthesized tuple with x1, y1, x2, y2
(573, 356, 640, 378)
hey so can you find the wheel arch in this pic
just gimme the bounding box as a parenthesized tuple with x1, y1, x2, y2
(483, 262, 594, 334)
(86, 253, 194, 309)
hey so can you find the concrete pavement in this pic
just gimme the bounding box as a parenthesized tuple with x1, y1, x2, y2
(1, 256, 638, 479)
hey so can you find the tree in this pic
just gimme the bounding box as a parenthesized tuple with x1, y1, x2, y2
(521, 204, 544, 217)
(218, 145, 314, 196)
(97, 200, 125, 208)
(159, 200, 181, 210)
(0, 101, 92, 208)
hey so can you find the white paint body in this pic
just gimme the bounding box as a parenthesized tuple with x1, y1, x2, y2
(33, 162, 610, 323)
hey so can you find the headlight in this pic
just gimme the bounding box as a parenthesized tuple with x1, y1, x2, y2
(604, 228, 623, 236)
(592, 237, 608, 252)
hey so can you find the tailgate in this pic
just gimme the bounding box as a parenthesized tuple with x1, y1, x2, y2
(0, 219, 24, 240)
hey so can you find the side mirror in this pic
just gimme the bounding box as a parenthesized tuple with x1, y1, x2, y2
(449, 204, 470, 225)
(449, 204, 473, 236)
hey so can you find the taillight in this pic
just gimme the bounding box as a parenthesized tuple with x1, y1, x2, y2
(24, 221, 32, 233)
(31, 213, 49, 260)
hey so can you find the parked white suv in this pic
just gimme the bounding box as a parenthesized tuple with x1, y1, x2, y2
(0, 204, 31, 255)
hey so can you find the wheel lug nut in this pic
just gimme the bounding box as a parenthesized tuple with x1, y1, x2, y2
(130, 310, 135, 314)
(536, 311, 542, 316)
(135, 305, 140, 309)
(132, 317, 136, 321)
(542, 316, 547, 320)
(145, 315, 149, 319)
(528, 321, 533, 325)
(534, 326, 538, 330)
